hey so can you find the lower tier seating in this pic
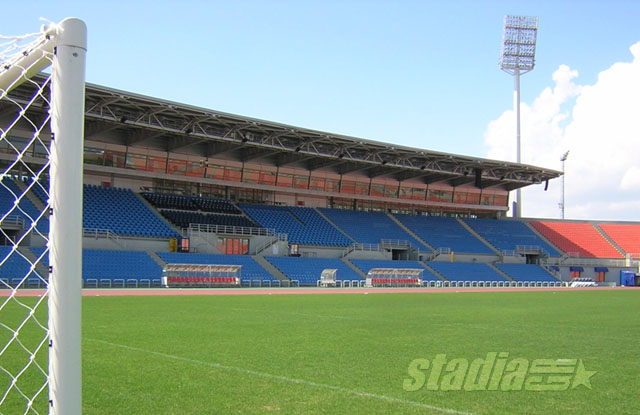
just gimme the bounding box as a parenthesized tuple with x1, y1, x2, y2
(0, 178, 49, 234)
(348, 259, 441, 281)
(0, 246, 43, 285)
(493, 263, 558, 282)
(82, 249, 163, 284)
(265, 256, 363, 285)
(426, 262, 507, 282)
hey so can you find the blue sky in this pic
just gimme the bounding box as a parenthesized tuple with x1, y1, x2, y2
(3, 1, 640, 220)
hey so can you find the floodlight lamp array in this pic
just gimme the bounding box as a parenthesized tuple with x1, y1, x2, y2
(500, 15, 538, 73)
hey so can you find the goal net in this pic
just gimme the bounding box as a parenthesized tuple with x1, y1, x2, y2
(0, 19, 86, 415)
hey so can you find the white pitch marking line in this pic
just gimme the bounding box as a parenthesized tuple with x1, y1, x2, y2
(88, 338, 477, 415)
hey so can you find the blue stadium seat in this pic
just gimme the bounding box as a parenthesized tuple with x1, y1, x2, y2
(83, 186, 179, 238)
(0, 246, 44, 284)
(463, 218, 561, 256)
(319, 209, 429, 249)
(142, 192, 242, 214)
(349, 259, 440, 281)
(265, 256, 363, 285)
(394, 214, 493, 254)
(160, 210, 257, 229)
(426, 262, 507, 282)
(0, 178, 49, 234)
(494, 263, 559, 282)
(82, 249, 163, 283)
(24, 178, 49, 205)
(240, 204, 351, 247)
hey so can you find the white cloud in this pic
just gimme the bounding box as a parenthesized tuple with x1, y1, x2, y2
(484, 41, 640, 221)
(620, 166, 640, 191)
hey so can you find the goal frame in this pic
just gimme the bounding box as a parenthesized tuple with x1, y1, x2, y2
(0, 18, 87, 415)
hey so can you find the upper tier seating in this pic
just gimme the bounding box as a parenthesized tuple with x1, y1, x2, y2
(193, 197, 241, 214)
(265, 256, 363, 285)
(0, 178, 49, 234)
(82, 249, 163, 282)
(160, 210, 258, 229)
(394, 214, 494, 254)
(531, 221, 624, 258)
(493, 263, 558, 282)
(349, 259, 441, 281)
(141, 192, 241, 214)
(83, 185, 179, 238)
(142, 192, 197, 210)
(463, 218, 561, 256)
(156, 252, 276, 281)
(319, 209, 428, 249)
(598, 224, 640, 257)
(240, 204, 351, 246)
(426, 262, 507, 282)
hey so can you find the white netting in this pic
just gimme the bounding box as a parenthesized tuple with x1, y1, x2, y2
(0, 24, 48, 62)
(0, 26, 54, 415)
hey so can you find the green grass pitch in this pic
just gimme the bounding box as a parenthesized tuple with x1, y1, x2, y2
(2, 289, 640, 414)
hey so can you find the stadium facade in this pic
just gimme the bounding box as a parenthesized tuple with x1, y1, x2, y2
(1, 77, 638, 287)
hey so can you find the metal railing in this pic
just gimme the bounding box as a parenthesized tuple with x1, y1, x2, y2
(435, 280, 566, 288)
(82, 278, 161, 288)
(56, 278, 572, 290)
(541, 257, 639, 268)
(1, 215, 26, 229)
(498, 246, 551, 257)
(83, 228, 122, 245)
(380, 239, 410, 247)
(516, 245, 545, 253)
(417, 247, 449, 262)
(187, 223, 277, 237)
(254, 232, 288, 255)
(241, 279, 299, 288)
(341, 243, 385, 257)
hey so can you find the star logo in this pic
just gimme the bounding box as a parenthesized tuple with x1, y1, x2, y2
(570, 360, 596, 390)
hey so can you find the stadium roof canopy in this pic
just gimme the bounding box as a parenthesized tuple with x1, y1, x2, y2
(11, 77, 561, 191)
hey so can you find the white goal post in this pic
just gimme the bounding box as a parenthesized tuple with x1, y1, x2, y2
(0, 18, 86, 415)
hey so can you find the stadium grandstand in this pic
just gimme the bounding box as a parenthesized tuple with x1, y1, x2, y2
(1, 76, 639, 287)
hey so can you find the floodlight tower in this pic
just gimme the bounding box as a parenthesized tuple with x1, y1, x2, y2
(560, 150, 569, 219)
(500, 15, 538, 218)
